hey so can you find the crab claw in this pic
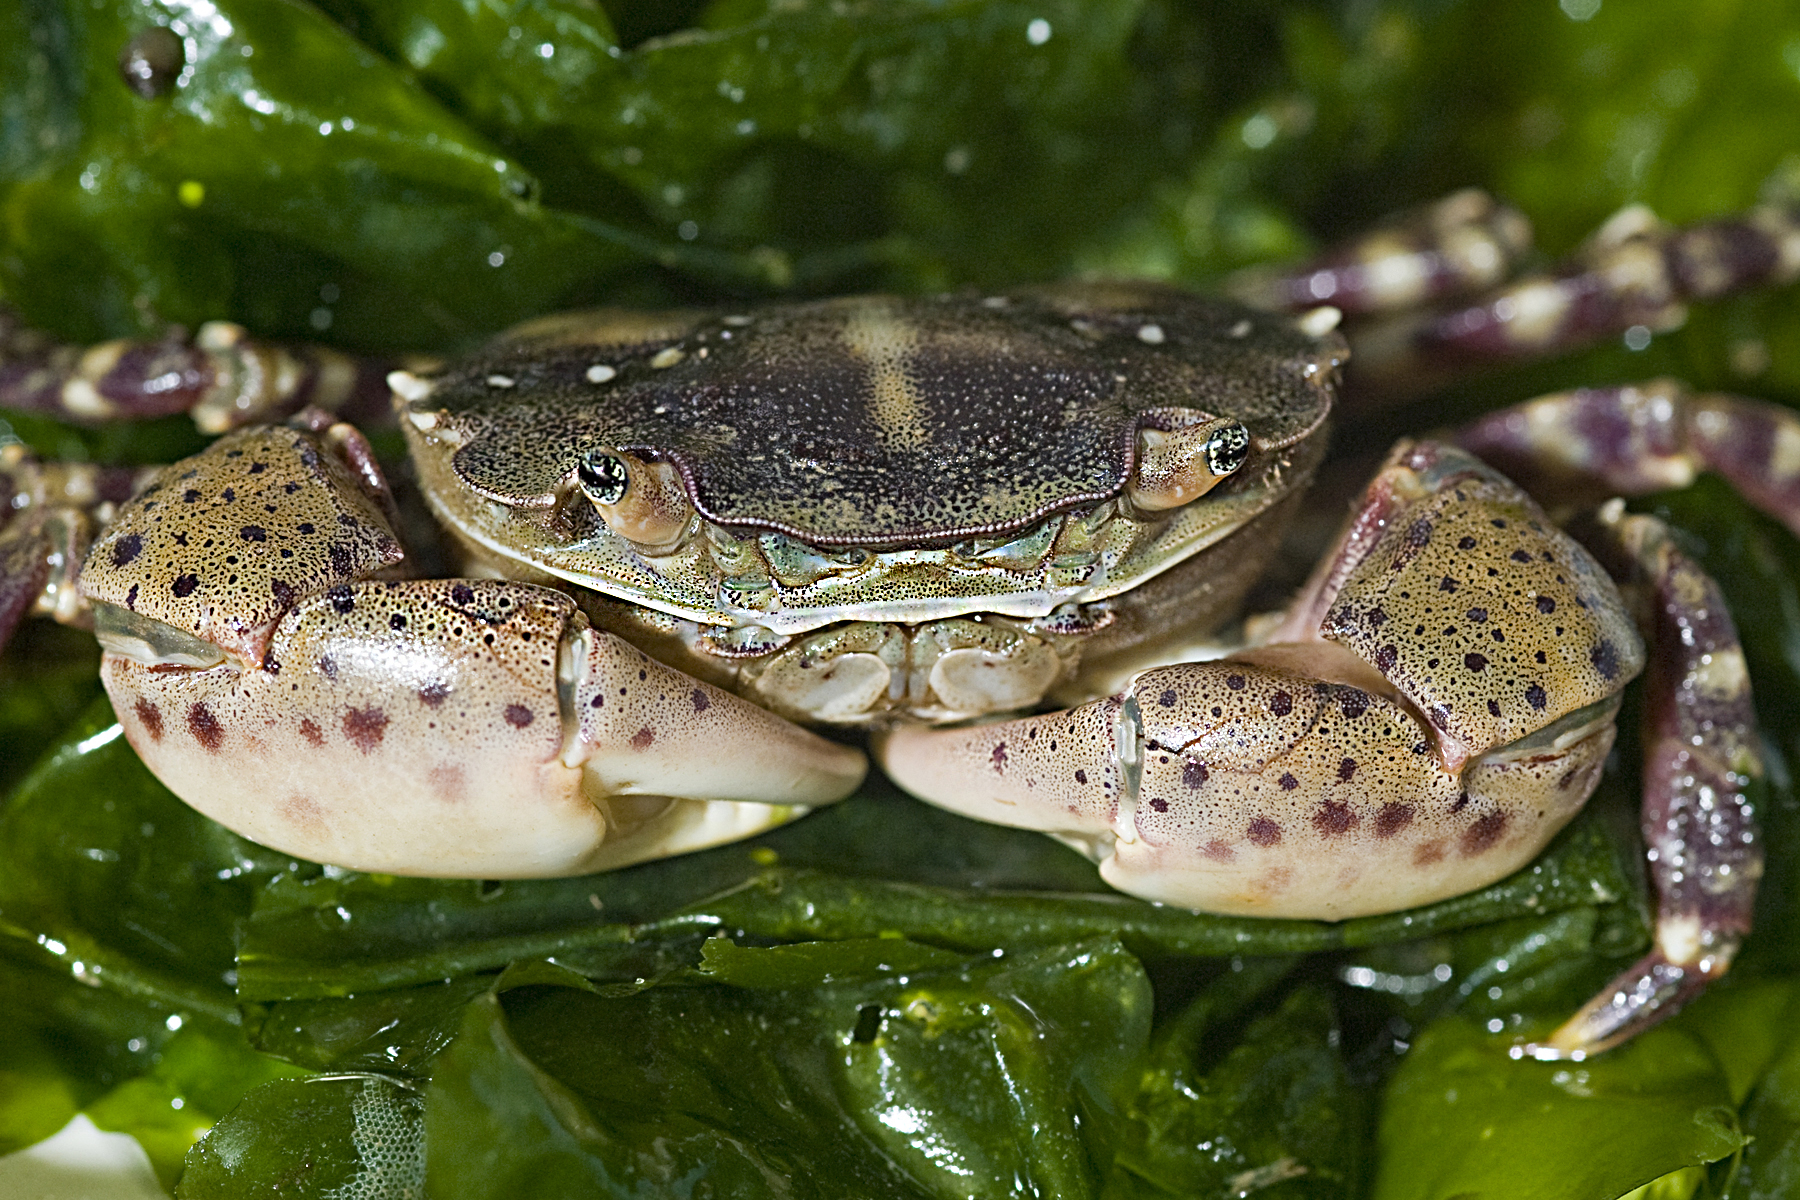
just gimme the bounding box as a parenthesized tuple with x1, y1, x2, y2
(98, 580, 864, 876)
(881, 442, 1642, 921)
(879, 650, 1617, 919)
(80, 423, 863, 877)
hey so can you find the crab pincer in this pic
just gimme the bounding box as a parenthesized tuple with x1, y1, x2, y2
(76, 422, 864, 876)
(883, 441, 1759, 1053)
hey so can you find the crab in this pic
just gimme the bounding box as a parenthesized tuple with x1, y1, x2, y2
(1, 190, 1794, 1057)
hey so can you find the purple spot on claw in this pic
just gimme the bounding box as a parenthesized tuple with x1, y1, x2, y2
(188, 703, 223, 752)
(344, 707, 389, 752)
(135, 699, 163, 741)
(111, 534, 143, 567)
(1314, 800, 1357, 835)
(1375, 802, 1414, 837)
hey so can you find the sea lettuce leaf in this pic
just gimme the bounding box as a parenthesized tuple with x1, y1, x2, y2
(7, 0, 1800, 1196)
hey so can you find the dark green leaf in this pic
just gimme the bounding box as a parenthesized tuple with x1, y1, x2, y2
(246, 974, 494, 1076)
(1723, 1009, 1800, 1199)
(695, 934, 968, 987)
(0, 698, 290, 1021)
(0, 1025, 83, 1156)
(425, 939, 1151, 1200)
(86, 1022, 308, 1189)
(1104, 971, 1359, 1199)
(177, 1074, 424, 1199)
(0, 0, 632, 349)
(237, 777, 1638, 1000)
(1374, 1017, 1745, 1200)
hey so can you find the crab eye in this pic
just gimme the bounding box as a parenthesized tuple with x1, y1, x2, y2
(577, 450, 631, 506)
(1202, 422, 1251, 477)
(575, 448, 694, 552)
(1128, 415, 1252, 513)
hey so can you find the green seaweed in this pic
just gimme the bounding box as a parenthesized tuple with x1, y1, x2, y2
(6, 1, 1800, 1196)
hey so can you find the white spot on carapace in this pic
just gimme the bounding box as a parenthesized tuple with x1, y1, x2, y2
(485, 374, 516, 389)
(649, 347, 686, 369)
(585, 363, 617, 384)
(1228, 319, 1253, 338)
(1137, 323, 1166, 344)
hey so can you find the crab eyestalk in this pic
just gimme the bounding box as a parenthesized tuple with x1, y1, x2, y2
(577, 447, 694, 552)
(1127, 415, 1251, 513)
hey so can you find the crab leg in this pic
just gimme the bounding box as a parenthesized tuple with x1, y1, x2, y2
(0, 445, 151, 655)
(881, 442, 1644, 922)
(1226, 189, 1534, 316)
(1457, 379, 1800, 538)
(1527, 506, 1761, 1058)
(0, 304, 393, 433)
(1345, 204, 1800, 399)
(79, 421, 864, 877)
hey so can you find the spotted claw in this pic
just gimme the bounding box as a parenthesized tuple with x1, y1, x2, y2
(882, 442, 1643, 920)
(79, 424, 864, 877)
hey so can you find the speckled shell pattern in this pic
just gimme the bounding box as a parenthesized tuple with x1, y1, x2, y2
(398, 284, 1339, 651)
(423, 283, 1334, 545)
(82, 425, 404, 664)
(83, 426, 864, 877)
(879, 442, 1643, 919)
